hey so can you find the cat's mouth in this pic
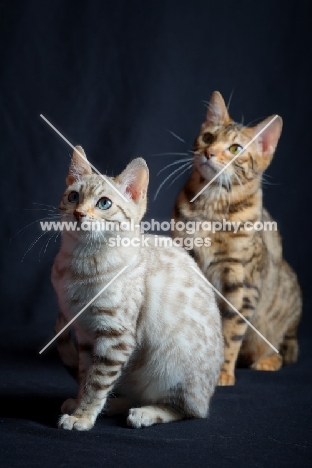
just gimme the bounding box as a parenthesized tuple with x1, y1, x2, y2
(197, 158, 221, 175)
(199, 161, 217, 172)
(195, 157, 230, 184)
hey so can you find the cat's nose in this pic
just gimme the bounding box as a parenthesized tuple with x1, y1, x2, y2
(205, 150, 216, 159)
(74, 209, 87, 220)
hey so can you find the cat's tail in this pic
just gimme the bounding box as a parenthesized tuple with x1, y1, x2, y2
(54, 312, 79, 383)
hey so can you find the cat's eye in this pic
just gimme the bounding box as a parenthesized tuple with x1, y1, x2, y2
(229, 144, 243, 155)
(97, 197, 112, 210)
(202, 132, 214, 145)
(68, 191, 79, 203)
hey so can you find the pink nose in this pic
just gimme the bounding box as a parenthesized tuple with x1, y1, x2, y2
(205, 150, 216, 159)
(74, 210, 87, 220)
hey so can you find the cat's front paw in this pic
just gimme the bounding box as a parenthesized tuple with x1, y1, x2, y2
(61, 398, 77, 414)
(251, 354, 282, 371)
(218, 371, 235, 386)
(58, 414, 94, 431)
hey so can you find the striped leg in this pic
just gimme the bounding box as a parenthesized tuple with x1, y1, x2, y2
(59, 332, 135, 431)
(77, 342, 93, 383)
(54, 312, 79, 382)
(218, 267, 254, 386)
(61, 341, 92, 415)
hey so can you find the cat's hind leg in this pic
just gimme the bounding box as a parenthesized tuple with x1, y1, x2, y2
(280, 292, 301, 364)
(127, 405, 184, 428)
(279, 264, 301, 365)
(126, 384, 209, 427)
(280, 322, 300, 365)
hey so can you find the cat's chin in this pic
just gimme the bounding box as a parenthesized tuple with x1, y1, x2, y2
(196, 161, 219, 182)
(63, 229, 108, 244)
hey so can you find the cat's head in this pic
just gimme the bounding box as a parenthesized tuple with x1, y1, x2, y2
(60, 147, 149, 239)
(193, 91, 282, 187)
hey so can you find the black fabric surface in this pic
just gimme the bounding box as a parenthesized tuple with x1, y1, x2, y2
(1, 1, 311, 466)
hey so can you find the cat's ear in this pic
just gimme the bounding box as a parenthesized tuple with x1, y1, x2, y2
(66, 146, 92, 185)
(252, 115, 283, 158)
(116, 158, 149, 202)
(204, 91, 230, 127)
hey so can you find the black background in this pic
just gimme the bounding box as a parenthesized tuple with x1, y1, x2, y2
(1, 1, 311, 466)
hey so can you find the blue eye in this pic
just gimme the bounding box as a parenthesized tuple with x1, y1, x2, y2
(97, 197, 112, 210)
(68, 191, 79, 203)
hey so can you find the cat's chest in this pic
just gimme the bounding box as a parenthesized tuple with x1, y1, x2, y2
(52, 249, 145, 335)
(52, 252, 121, 314)
(193, 230, 257, 277)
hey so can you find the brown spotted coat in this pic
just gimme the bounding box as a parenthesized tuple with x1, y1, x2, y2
(173, 91, 302, 385)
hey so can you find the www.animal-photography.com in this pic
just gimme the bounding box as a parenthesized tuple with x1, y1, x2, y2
(1, 1, 311, 467)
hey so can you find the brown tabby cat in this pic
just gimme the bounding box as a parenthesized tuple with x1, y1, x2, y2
(52, 147, 223, 430)
(173, 91, 302, 386)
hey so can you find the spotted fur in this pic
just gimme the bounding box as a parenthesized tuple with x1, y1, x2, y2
(52, 147, 223, 430)
(173, 91, 302, 385)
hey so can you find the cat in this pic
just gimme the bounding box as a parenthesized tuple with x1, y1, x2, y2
(52, 147, 223, 430)
(172, 91, 302, 386)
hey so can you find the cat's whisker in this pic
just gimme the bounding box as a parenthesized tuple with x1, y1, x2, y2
(244, 115, 268, 128)
(21, 231, 50, 262)
(225, 173, 232, 214)
(153, 161, 192, 201)
(226, 89, 235, 111)
(259, 172, 274, 183)
(221, 173, 229, 212)
(203, 100, 216, 112)
(233, 172, 245, 192)
(21, 208, 58, 212)
(11, 216, 59, 241)
(157, 158, 193, 176)
(150, 152, 189, 157)
(39, 232, 58, 260)
(167, 163, 193, 189)
(33, 202, 58, 209)
(216, 176, 221, 204)
(54, 231, 61, 242)
(217, 174, 223, 203)
(166, 129, 186, 143)
(260, 178, 280, 187)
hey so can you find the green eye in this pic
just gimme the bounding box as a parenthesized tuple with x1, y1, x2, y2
(68, 191, 79, 203)
(229, 144, 243, 155)
(97, 197, 112, 210)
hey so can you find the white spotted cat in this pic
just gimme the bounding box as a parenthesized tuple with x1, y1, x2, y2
(52, 147, 223, 430)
